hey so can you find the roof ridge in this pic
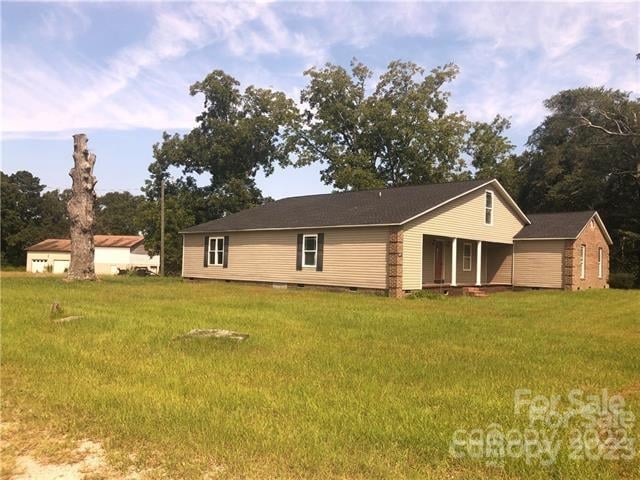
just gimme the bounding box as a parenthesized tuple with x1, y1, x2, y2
(273, 178, 488, 202)
(526, 210, 595, 216)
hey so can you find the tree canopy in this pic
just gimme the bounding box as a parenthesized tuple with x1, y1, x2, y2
(296, 59, 514, 190)
(517, 87, 640, 283)
(95, 191, 145, 235)
(142, 70, 295, 273)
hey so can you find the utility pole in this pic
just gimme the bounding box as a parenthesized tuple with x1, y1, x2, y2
(160, 177, 165, 276)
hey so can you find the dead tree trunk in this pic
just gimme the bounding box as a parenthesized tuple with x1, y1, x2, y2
(67, 134, 97, 281)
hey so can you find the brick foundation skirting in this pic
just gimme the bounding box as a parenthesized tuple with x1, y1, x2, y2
(183, 277, 388, 296)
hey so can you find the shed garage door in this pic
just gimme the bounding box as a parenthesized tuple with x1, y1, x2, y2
(31, 259, 47, 273)
(53, 259, 70, 274)
(513, 240, 565, 288)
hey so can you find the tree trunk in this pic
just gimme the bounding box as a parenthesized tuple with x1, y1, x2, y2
(67, 134, 97, 281)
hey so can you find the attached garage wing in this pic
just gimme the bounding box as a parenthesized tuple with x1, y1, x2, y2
(513, 240, 565, 288)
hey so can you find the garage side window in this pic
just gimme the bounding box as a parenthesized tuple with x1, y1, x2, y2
(598, 247, 603, 279)
(208, 237, 225, 266)
(580, 244, 586, 279)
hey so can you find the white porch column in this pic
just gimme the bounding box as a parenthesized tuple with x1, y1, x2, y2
(451, 238, 457, 287)
(476, 241, 483, 286)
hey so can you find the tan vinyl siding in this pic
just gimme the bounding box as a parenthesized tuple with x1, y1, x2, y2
(486, 244, 513, 284)
(403, 186, 526, 290)
(513, 240, 564, 288)
(182, 227, 390, 289)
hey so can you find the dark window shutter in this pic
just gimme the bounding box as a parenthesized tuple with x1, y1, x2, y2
(203, 236, 210, 267)
(223, 235, 229, 268)
(316, 233, 324, 271)
(296, 234, 303, 270)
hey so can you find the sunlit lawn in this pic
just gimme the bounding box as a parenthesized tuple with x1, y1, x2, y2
(2, 274, 639, 478)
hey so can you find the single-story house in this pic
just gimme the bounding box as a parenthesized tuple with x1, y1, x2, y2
(26, 235, 159, 275)
(180, 178, 612, 297)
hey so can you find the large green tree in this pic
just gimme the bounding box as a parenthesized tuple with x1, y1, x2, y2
(1, 171, 45, 265)
(144, 70, 298, 273)
(517, 87, 640, 284)
(95, 191, 145, 235)
(0, 171, 72, 266)
(39, 189, 72, 238)
(296, 59, 514, 190)
(465, 115, 520, 194)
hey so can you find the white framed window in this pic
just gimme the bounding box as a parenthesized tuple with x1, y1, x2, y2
(484, 190, 493, 225)
(580, 244, 586, 279)
(208, 237, 225, 266)
(598, 247, 603, 278)
(462, 242, 473, 271)
(302, 234, 318, 267)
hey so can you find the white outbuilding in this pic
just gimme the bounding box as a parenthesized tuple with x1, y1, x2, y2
(26, 235, 159, 275)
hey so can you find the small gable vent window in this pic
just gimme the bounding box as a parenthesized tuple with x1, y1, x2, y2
(484, 190, 493, 225)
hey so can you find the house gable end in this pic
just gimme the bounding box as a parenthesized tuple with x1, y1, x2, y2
(401, 183, 528, 290)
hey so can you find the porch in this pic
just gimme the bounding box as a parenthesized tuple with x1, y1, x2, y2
(421, 235, 513, 288)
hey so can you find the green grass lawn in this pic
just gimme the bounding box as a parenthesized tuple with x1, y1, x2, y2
(2, 274, 639, 479)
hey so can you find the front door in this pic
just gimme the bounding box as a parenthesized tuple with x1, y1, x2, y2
(434, 240, 445, 283)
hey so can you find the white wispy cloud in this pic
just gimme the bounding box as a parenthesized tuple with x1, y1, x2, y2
(2, 1, 638, 142)
(446, 2, 639, 132)
(38, 3, 91, 42)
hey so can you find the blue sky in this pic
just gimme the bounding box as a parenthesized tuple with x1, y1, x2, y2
(2, 1, 638, 199)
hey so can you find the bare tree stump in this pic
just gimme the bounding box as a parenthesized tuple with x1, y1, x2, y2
(67, 134, 97, 281)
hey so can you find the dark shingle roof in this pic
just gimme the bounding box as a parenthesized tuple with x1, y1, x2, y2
(183, 179, 494, 233)
(26, 235, 144, 252)
(514, 211, 596, 240)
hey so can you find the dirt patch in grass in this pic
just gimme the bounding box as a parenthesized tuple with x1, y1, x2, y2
(0, 421, 155, 480)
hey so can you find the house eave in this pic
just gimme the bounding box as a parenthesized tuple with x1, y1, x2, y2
(180, 222, 402, 234)
(513, 237, 575, 241)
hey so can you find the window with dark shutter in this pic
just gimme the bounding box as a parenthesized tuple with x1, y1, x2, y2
(223, 236, 229, 268)
(316, 233, 324, 271)
(203, 236, 210, 267)
(296, 234, 303, 270)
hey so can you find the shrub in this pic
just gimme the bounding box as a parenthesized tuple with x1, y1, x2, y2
(406, 290, 446, 300)
(609, 273, 635, 289)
